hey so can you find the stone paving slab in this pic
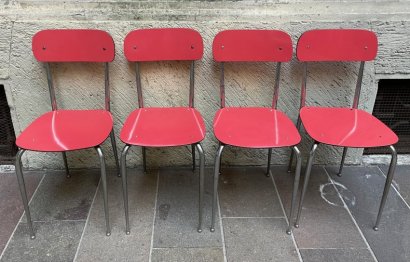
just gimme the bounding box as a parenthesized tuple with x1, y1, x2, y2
(218, 167, 284, 218)
(75, 169, 157, 261)
(223, 217, 299, 262)
(378, 165, 410, 203)
(153, 168, 222, 248)
(0, 171, 43, 254)
(151, 247, 224, 262)
(272, 165, 368, 249)
(1, 220, 85, 262)
(327, 166, 410, 262)
(28, 170, 100, 221)
(300, 248, 375, 262)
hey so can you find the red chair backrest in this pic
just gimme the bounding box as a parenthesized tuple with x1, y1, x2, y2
(213, 30, 292, 62)
(297, 29, 377, 62)
(124, 28, 203, 61)
(32, 29, 115, 62)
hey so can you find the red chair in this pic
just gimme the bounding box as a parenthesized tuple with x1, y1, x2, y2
(210, 30, 302, 235)
(15, 29, 118, 238)
(120, 28, 206, 234)
(291, 29, 398, 231)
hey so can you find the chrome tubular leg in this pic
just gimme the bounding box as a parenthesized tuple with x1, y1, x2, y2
(337, 147, 347, 177)
(110, 130, 120, 177)
(287, 149, 294, 173)
(287, 146, 302, 235)
(195, 143, 205, 233)
(95, 146, 111, 236)
(374, 145, 397, 231)
(62, 152, 70, 178)
(121, 145, 131, 234)
(211, 144, 224, 232)
(192, 144, 196, 171)
(142, 147, 147, 173)
(295, 142, 319, 228)
(15, 149, 35, 239)
(266, 148, 272, 177)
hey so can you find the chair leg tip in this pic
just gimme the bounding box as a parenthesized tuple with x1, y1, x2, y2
(336, 173, 342, 177)
(265, 173, 270, 177)
(287, 169, 291, 173)
(117, 174, 121, 177)
(373, 226, 379, 231)
(126, 231, 130, 235)
(106, 232, 111, 236)
(66, 175, 71, 179)
(30, 235, 36, 240)
(294, 223, 299, 228)
(210, 227, 215, 232)
(197, 228, 202, 233)
(286, 229, 291, 235)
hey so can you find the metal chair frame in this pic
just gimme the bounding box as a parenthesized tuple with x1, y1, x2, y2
(121, 29, 205, 234)
(290, 30, 398, 231)
(16, 31, 118, 238)
(210, 30, 302, 235)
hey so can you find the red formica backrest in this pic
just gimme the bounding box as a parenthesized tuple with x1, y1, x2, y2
(32, 29, 115, 62)
(297, 29, 377, 62)
(213, 30, 293, 62)
(124, 28, 203, 61)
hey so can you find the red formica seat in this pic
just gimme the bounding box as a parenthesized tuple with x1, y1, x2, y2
(210, 30, 302, 235)
(15, 29, 118, 239)
(120, 28, 206, 235)
(291, 29, 399, 232)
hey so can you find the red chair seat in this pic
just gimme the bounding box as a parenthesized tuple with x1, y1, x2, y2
(213, 107, 301, 148)
(16, 110, 113, 152)
(120, 107, 205, 147)
(300, 107, 398, 148)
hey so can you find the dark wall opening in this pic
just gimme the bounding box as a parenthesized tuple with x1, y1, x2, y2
(0, 85, 17, 163)
(365, 79, 410, 154)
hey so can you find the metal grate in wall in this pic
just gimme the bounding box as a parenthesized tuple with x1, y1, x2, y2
(0, 85, 17, 163)
(365, 79, 410, 154)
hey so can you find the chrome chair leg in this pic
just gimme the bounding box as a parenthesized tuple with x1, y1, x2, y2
(62, 152, 70, 178)
(15, 149, 36, 239)
(195, 143, 205, 233)
(211, 144, 225, 232)
(287, 146, 302, 234)
(374, 145, 397, 231)
(266, 148, 272, 177)
(120, 145, 131, 234)
(192, 144, 196, 171)
(95, 146, 111, 236)
(295, 142, 319, 228)
(142, 147, 147, 173)
(110, 130, 120, 177)
(337, 147, 347, 177)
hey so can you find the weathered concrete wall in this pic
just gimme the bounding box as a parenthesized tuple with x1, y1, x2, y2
(0, 1, 409, 169)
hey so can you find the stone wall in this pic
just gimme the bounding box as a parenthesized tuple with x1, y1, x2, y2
(0, 1, 409, 169)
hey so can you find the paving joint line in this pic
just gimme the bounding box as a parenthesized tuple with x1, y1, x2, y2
(0, 172, 46, 260)
(322, 166, 378, 262)
(375, 165, 410, 211)
(217, 193, 228, 262)
(269, 170, 303, 262)
(148, 170, 160, 262)
(73, 175, 101, 261)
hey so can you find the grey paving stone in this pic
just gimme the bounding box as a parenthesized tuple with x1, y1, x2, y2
(151, 247, 224, 262)
(0, 171, 43, 254)
(28, 169, 100, 221)
(327, 165, 410, 262)
(153, 168, 222, 248)
(273, 165, 367, 249)
(1, 220, 84, 262)
(218, 167, 283, 218)
(300, 248, 375, 262)
(223, 217, 299, 262)
(378, 165, 410, 204)
(75, 169, 157, 262)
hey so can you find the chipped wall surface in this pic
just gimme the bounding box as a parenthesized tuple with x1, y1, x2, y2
(0, 1, 409, 169)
